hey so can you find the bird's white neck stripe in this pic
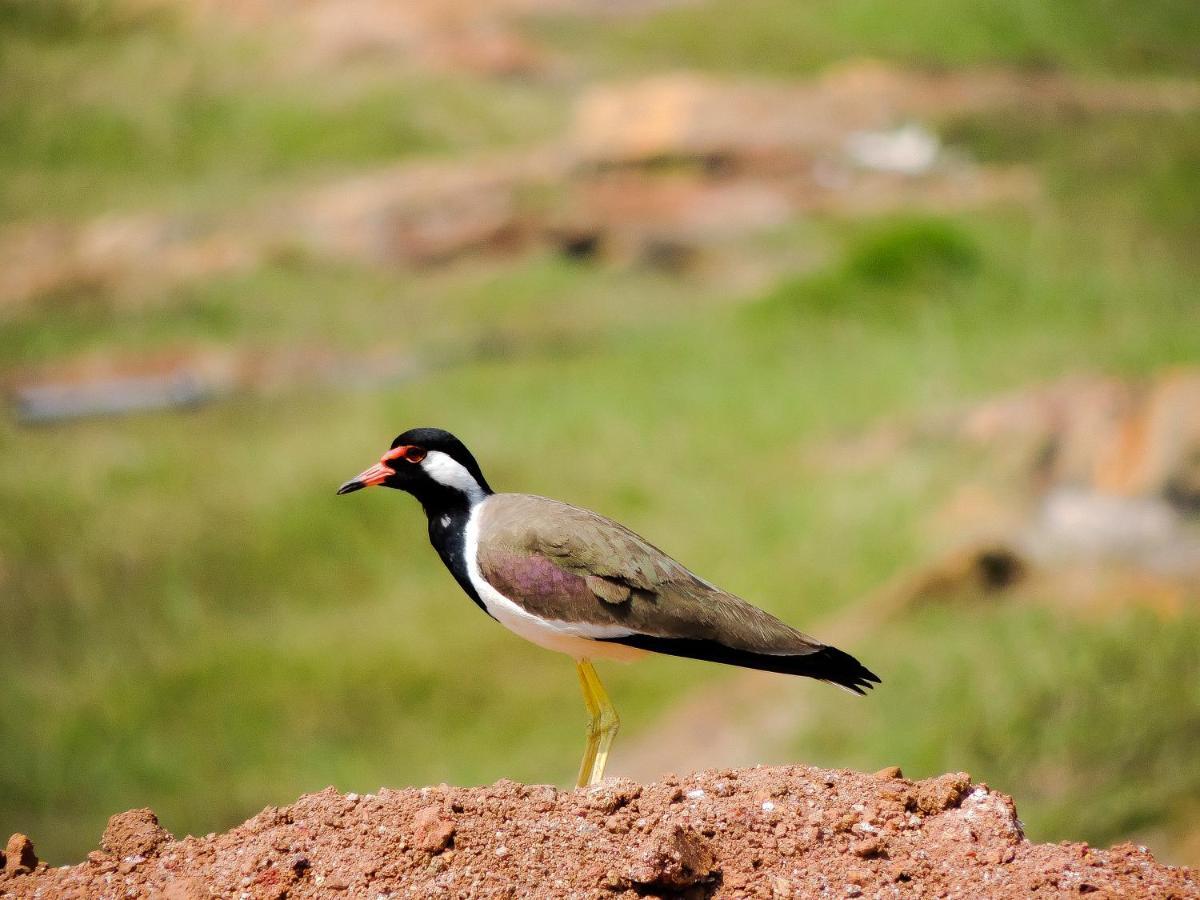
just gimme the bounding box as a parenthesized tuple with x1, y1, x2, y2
(421, 450, 486, 505)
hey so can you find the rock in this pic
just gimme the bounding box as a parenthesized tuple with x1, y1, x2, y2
(852, 837, 885, 858)
(585, 779, 642, 813)
(914, 773, 972, 814)
(152, 877, 211, 900)
(887, 543, 1028, 610)
(845, 124, 940, 175)
(15, 373, 213, 425)
(556, 174, 792, 266)
(624, 824, 718, 890)
(4, 834, 38, 874)
(293, 159, 540, 268)
(412, 805, 455, 853)
(102, 808, 172, 858)
(572, 64, 1200, 169)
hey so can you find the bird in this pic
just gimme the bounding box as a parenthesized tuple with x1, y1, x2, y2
(338, 427, 879, 788)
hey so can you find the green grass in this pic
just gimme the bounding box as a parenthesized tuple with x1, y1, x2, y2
(3, 0, 1200, 867)
(534, 0, 1200, 77)
(0, 250, 739, 369)
(0, 5, 564, 222)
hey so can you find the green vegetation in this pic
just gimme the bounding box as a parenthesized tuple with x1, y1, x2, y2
(2, 0, 1199, 866)
(535, 0, 1200, 76)
(0, 5, 565, 220)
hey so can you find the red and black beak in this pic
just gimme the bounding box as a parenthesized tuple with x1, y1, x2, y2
(337, 445, 422, 495)
(336, 461, 394, 495)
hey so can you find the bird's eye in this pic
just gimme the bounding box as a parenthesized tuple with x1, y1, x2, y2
(406, 447, 427, 463)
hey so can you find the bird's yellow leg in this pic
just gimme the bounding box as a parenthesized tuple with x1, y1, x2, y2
(575, 658, 620, 788)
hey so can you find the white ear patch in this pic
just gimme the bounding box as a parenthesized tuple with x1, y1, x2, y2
(421, 450, 486, 505)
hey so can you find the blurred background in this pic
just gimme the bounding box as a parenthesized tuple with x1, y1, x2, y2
(2, 0, 1199, 867)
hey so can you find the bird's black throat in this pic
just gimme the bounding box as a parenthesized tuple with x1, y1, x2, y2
(421, 490, 492, 618)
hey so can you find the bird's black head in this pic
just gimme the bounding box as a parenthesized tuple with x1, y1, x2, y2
(337, 427, 493, 512)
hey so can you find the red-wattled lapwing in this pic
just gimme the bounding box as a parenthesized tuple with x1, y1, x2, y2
(338, 428, 879, 788)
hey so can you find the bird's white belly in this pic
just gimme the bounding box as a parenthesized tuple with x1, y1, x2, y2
(485, 597, 645, 661)
(463, 501, 646, 663)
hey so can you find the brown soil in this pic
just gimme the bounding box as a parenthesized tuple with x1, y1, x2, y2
(3, 766, 1195, 899)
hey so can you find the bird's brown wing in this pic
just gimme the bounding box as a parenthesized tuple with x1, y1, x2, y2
(475, 494, 880, 692)
(476, 493, 824, 655)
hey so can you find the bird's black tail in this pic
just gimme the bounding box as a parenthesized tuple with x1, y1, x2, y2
(603, 635, 881, 695)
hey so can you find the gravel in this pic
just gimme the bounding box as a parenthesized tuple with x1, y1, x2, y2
(2, 765, 1195, 898)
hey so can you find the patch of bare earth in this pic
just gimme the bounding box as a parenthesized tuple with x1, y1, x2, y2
(3, 766, 1195, 898)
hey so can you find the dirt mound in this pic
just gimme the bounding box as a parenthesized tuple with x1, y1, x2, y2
(3, 766, 1195, 899)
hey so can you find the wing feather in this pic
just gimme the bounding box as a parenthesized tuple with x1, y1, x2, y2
(476, 494, 821, 653)
(475, 494, 880, 691)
